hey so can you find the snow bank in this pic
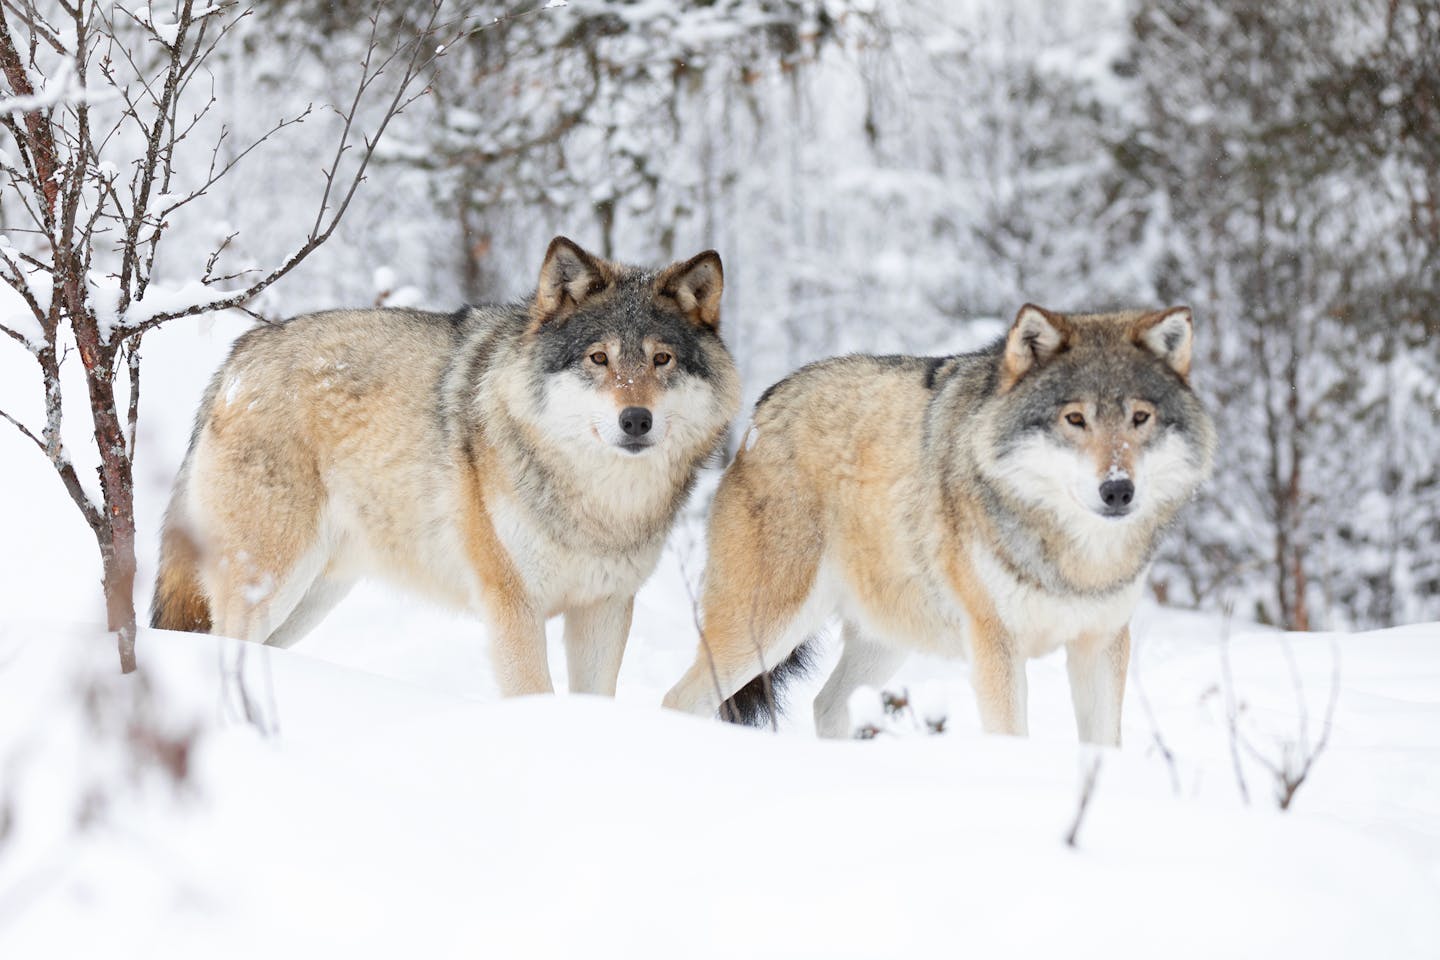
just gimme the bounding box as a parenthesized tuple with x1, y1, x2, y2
(1, 618, 1437, 958)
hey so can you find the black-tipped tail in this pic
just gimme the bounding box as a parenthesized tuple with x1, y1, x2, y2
(719, 640, 818, 727)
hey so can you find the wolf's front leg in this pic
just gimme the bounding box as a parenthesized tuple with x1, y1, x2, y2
(968, 617, 1029, 736)
(562, 595, 635, 696)
(487, 612, 553, 696)
(1065, 626, 1129, 747)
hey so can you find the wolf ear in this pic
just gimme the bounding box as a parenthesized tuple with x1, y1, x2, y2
(532, 236, 610, 326)
(1000, 304, 1069, 392)
(654, 250, 724, 331)
(1133, 307, 1193, 380)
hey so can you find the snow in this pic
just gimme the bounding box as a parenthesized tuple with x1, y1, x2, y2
(1, 615, 1438, 958)
(0, 236, 49, 350)
(2, 307, 1439, 953)
(2, 241, 1438, 957)
(1, 1, 1438, 952)
(0, 59, 113, 114)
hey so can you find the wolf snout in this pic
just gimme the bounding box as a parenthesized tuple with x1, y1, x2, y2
(619, 406, 653, 438)
(1099, 478, 1135, 515)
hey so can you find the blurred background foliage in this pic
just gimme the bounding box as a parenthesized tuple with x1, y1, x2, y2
(121, 0, 1440, 629)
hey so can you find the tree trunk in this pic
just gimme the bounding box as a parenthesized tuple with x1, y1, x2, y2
(73, 316, 139, 674)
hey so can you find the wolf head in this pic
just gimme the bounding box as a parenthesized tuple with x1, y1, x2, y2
(979, 304, 1216, 535)
(523, 236, 740, 462)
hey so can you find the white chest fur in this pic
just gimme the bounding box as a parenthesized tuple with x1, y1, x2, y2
(487, 493, 662, 616)
(969, 543, 1144, 657)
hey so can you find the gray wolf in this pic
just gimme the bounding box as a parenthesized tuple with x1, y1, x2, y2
(152, 237, 741, 696)
(662, 305, 1215, 744)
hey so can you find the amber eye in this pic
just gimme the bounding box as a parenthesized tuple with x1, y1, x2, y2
(590, 351, 608, 366)
(1065, 412, 1086, 428)
(1132, 411, 1151, 427)
(654, 352, 672, 367)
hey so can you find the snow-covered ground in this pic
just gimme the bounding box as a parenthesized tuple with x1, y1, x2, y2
(3, 321, 1440, 957)
(1, 611, 1438, 958)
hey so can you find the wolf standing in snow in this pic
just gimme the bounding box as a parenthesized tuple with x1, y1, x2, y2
(152, 237, 740, 695)
(664, 305, 1215, 744)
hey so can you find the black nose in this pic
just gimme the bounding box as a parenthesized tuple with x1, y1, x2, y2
(1099, 478, 1135, 511)
(619, 406, 652, 438)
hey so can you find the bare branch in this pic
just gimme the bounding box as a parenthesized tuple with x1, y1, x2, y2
(0, 2, 61, 225)
(157, 104, 314, 223)
(115, 0, 206, 316)
(121, 0, 455, 335)
(1064, 752, 1103, 849)
(0, 406, 42, 449)
(1217, 611, 1251, 806)
(675, 532, 736, 724)
(0, 247, 46, 348)
(0, 0, 66, 55)
(124, 340, 140, 458)
(1221, 616, 1342, 812)
(1132, 640, 1181, 796)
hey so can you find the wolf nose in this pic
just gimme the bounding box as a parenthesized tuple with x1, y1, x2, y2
(1099, 478, 1135, 510)
(619, 406, 653, 437)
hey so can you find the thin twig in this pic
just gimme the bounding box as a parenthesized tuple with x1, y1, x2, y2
(0, 406, 43, 449)
(675, 533, 734, 723)
(1217, 605, 1251, 805)
(1065, 751, 1103, 849)
(1132, 639, 1181, 795)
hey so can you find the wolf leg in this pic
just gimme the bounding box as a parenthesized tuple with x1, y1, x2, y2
(662, 594, 830, 719)
(967, 617, 1028, 736)
(663, 454, 827, 718)
(813, 622, 907, 738)
(203, 537, 330, 648)
(1065, 625, 1129, 746)
(562, 595, 634, 696)
(264, 577, 354, 649)
(486, 613, 552, 696)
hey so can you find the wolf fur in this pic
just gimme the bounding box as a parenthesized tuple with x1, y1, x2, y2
(151, 237, 740, 696)
(662, 304, 1215, 744)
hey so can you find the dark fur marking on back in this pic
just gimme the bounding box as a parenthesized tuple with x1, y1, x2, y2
(923, 356, 949, 390)
(755, 375, 792, 410)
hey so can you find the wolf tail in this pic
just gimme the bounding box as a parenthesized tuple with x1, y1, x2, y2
(150, 365, 229, 634)
(718, 640, 818, 727)
(150, 514, 212, 633)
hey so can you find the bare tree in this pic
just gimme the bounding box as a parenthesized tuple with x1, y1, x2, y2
(0, 0, 453, 672)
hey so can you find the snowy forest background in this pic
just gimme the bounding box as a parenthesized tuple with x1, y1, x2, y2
(3, 0, 1438, 634)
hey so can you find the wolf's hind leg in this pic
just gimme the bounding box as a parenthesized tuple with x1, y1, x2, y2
(205, 541, 330, 647)
(1065, 626, 1129, 746)
(663, 464, 826, 718)
(563, 595, 634, 696)
(813, 622, 907, 738)
(264, 576, 354, 649)
(662, 551, 829, 719)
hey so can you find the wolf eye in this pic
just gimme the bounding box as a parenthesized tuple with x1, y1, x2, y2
(653, 352, 672, 367)
(1065, 412, 1086, 428)
(590, 351, 608, 366)
(1132, 411, 1151, 427)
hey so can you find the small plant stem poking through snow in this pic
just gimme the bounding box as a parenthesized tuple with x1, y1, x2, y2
(1218, 601, 1342, 812)
(1133, 641, 1181, 795)
(1218, 607, 1251, 806)
(1065, 752, 1103, 849)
